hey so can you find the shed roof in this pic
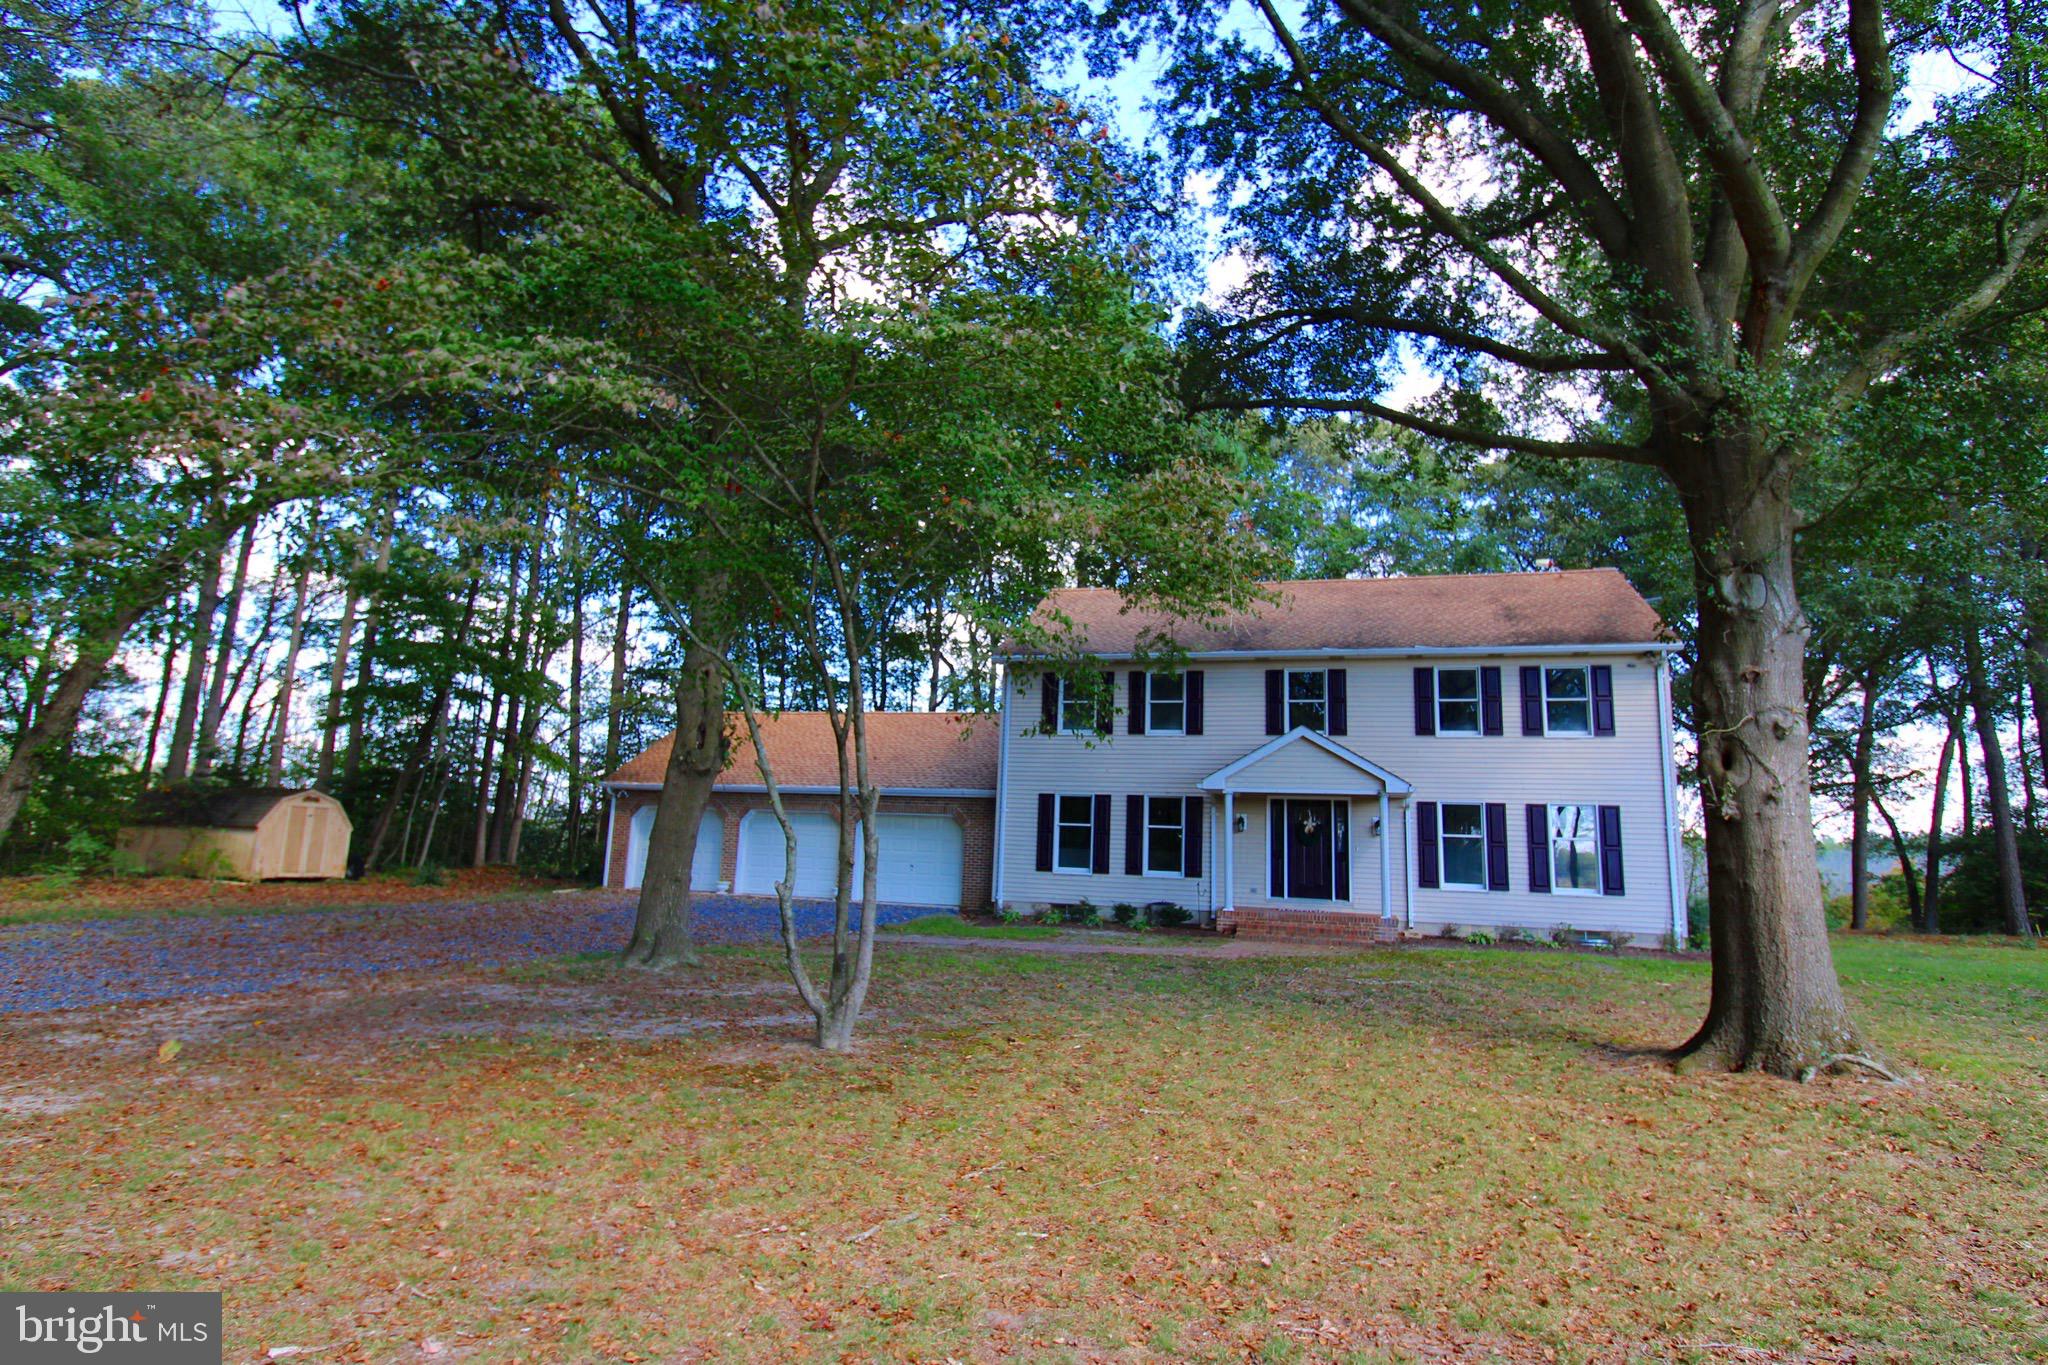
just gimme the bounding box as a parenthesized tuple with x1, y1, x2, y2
(125, 786, 335, 830)
(606, 711, 999, 792)
(1012, 569, 1666, 656)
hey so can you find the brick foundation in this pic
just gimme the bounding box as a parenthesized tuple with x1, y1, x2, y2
(603, 787, 994, 910)
(1218, 906, 1401, 945)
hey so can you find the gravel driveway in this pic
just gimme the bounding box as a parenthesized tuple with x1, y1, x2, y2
(0, 893, 927, 1014)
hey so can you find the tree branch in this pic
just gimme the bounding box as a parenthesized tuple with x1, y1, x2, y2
(1193, 392, 1661, 466)
(1787, 0, 1895, 296)
(1217, 304, 1635, 374)
(1331, 0, 1633, 257)
(1253, 0, 1673, 386)
(1831, 205, 2048, 412)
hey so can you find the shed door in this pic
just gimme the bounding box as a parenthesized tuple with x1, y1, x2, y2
(282, 804, 311, 876)
(735, 811, 843, 899)
(873, 814, 963, 907)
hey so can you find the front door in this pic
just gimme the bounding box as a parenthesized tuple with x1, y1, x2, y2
(1274, 799, 1347, 900)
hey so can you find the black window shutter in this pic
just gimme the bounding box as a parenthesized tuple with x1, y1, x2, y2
(1519, 666, 1543, 735)
(1333, 803, 1350, 900)
(1092, 794, 1112, 873)
(1264, 669, 1283, 735)
(1041, 673, 1059, 731)
(1035, 793, 1054, 871)
(1525, 804, 1551, 892)
(1328, 668, 1349, 735)
(1269, 800, 1285, 895)
(1415, 801, 1439, 888)
(1412, 667, 1435, 735)
(1128, 671, 1147, 735)
(1097, 671, 1115, 733)
(1591, 665, 1616, 736)
(1183, 796, 1203, 878)
(1481, 666, 1504, 736)
(1124, 794, 1145, 875)
(1599, 805, 1625, 895)
(1485, 803, 1509, 891)
(1186, 671, 1205, 735)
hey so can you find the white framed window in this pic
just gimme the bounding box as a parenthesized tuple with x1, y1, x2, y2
(1543, 666, 1592, 735)
(1147, 673, 1186, 735)
(1055, 677, 1098, 735)
(1054, 794, 1095, 873)
(1549, 803, 1601, 894)
(1144, 796, 1185, 875)
(1436, 667, 1481, 734)
(1286, 668, 1327, 732)
(1439, 802, 1487, 889)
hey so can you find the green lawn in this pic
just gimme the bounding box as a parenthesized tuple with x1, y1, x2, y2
(881, 913, 1064, 940)
(2, 935, 2043, 1361)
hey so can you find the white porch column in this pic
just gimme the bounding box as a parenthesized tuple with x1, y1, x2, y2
(1221, 790, 1235, 915)
(1378, 789, 1392, 924)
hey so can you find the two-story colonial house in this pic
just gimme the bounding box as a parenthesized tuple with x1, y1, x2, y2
(602, 568, 1684, 944)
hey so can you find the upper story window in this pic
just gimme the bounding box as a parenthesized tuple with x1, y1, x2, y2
(1055, 676, 1099, 735)
(1542, 666, 1592, 735)
(1144, 797, 1185, 875)
(1287, 669, 1326, 732)
(1054, 794, 1095, 872)
(1436, 668, 1481, 734)
(1548, 803, 1601, 894)
(1439, 802, 1487, 889)
(1147, 674, 1185, 735)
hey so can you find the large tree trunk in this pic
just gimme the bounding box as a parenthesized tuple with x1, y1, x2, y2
(604, 582, 632, 778)
(1670, 459, 1865, 1077)
(1922, 714, 1956, 934)
(1962, 625, 2033, 937)
(0, 598, 156, 846)
(163, 548, 223, 784)
(1848, 672, 1878, 931)
(340, 501, 399, 796)
(621, 628, 729, 969)
(195, 521, 256, 777)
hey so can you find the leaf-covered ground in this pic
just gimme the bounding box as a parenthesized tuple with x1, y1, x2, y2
(2, 931, 2043, 1363)
(0, 867, 573, 925)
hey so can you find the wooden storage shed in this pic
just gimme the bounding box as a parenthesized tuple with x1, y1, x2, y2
(117, 787, 352, 881)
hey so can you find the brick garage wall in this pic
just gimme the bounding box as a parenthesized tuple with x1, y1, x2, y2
(603, 787, 994, 910)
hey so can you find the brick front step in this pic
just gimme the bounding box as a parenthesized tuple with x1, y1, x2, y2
(1218, 907, 1400, 944)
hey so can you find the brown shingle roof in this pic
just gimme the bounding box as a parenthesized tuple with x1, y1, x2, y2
(606, 711, 998, 791)
(1015, 569, 1665, 656)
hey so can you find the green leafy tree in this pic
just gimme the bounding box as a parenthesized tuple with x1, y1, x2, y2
(1136, 0, 2048, 1075)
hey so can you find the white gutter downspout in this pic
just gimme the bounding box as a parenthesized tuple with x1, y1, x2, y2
(600, 788, 616, 889)
(1378, 788, 1392, 926)
(991, 665, 1011, 912)
(1656, 652, 1686, 942)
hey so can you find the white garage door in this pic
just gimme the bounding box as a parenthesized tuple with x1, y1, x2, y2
(623, 806, 722, 892)
(872, 814, 964, 907)
(735, 810, 845, 899)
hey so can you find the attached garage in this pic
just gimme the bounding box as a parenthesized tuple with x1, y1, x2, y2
(603, 711, 998, 909)
(623, 806, 721, 892)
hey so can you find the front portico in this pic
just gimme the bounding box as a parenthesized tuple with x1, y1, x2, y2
(1199, 728, 1413, 929)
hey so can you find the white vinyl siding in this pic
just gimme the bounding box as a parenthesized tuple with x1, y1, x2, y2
(998, 653, 1673, 936)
